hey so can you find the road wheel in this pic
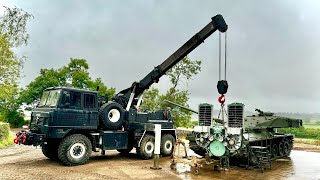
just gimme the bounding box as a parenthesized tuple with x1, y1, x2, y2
(279, 142, 285, 156)
(137, 134, 155, 160)
(58, 134, 92, 166)
(160, 134, 175, 156)
(42, 143, 59, 161)
(99, 102, 125, 130)
(283, 141, 290, 156)
(271, 144, 278, 158)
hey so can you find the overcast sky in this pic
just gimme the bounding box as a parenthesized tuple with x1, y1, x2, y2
(1, 0, 320, 113)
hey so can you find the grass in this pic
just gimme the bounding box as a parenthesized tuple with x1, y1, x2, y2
(279, 126, 320, 140)
(294, 138, 320, 146)
(0, 122, 14, 149)
(0, 132, 14, 148)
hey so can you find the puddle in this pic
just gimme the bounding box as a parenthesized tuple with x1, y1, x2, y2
(168, 150, 320, 180)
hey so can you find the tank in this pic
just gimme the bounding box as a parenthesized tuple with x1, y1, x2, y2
(187, 102, 303, 168)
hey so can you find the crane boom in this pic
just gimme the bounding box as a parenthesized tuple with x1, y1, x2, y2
(113, 14, 228, 110)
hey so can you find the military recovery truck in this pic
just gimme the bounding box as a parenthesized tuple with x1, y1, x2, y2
(14, 15, 228, 166)
(187, 103, 303, 169)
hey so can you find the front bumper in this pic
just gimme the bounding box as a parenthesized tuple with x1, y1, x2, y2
(14, 130, 45, 146)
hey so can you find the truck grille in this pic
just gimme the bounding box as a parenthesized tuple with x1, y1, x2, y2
(30, 116, 45, 128)
(227, 103, 244, 128)
(198, 104, 213, 126)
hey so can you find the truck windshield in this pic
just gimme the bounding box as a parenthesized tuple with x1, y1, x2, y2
(38, 90, 61, 107)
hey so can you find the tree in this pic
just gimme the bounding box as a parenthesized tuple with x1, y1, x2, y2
(140, 57, 201, 127)
(0, 34, 22, 111)
(19, 58, 116, 105)
(0, 7, 32, 126)
(0, 6, 33, 47)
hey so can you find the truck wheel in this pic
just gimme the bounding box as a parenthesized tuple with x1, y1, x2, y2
(42, 143, 59, 161)
(160, 134, 175, 156)
(137, 134, 155, 160)
(58, 134, 92, 166)
(99, 102, 125, 129)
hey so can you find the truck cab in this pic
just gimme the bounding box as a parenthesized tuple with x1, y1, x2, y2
(30, 87, 99, 140)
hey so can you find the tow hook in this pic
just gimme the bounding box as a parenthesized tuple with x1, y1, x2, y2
(14, 131, 27, 144)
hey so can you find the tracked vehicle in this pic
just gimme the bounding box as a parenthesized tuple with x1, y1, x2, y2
(187, 102, 302, 168)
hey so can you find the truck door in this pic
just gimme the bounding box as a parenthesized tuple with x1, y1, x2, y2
(83, 93, 98, 127)
(59, 90, 83, 126)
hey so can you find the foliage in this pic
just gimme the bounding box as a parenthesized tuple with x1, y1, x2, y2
(0, 6, 32, 127)
(279, 127, 320, 140)
(0, 122, 14, 148)
(0, 34, 22, 112)
(0, 34, 22, 84)
(0, 6, 33, 47)
(6, 110, 28, 128)
(140, 88, 160, 112)
(19, 58, 116, 105)
(167, 57, 201, 89)
(140, 57, 201, 128)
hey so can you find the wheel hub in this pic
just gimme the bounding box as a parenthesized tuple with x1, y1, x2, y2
(70, 143, 86, 159)
(164, 140, 172, 151)
(108, 109, 120, 123)
(145, 142, 154, 154)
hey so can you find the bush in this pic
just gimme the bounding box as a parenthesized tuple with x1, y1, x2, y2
(279, 127, 320, 140)
(6, 111, 27, 128)
(0, 122, 14, 148)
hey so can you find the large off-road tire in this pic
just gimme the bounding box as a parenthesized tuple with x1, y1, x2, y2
(99, 102, 125, 130)
(42, 143, 59, 161)
(160, 134, 175, 156)
(58, 134, 92, 166)
(137, 134, 155, 160)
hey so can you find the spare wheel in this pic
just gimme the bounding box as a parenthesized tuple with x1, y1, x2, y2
(100, 102, 125, 129)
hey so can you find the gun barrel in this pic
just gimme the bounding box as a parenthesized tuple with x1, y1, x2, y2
(164, 100, 199, 114)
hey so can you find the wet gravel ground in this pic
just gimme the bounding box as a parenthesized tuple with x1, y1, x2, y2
(0, 146, 179, 180)
(1, 144, 320, 180)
